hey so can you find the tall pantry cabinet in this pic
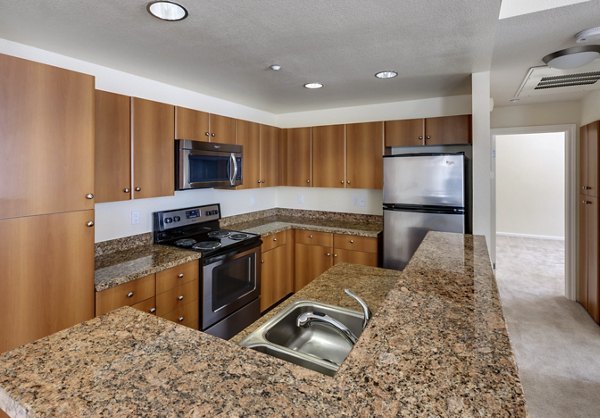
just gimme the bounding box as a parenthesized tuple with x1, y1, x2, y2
(0, 54, 95, 353)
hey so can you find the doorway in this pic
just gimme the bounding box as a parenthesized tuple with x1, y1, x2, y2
(491, 125, 576, 300)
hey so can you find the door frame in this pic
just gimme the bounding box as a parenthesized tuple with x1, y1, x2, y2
(491, 124, 576, 300)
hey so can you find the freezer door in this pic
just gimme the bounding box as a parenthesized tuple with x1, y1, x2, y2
(383, 208, 465, 270)
(383, 154, 465, 207)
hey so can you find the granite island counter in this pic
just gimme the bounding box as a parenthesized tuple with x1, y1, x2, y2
(0, 232, 527, 417)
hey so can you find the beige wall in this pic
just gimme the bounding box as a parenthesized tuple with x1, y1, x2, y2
(492, 101, 581, 129)
(581, 90, 600, 125)
(496, 132, 565, 239)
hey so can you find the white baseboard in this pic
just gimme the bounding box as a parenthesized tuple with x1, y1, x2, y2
(496, 232, 564, 241)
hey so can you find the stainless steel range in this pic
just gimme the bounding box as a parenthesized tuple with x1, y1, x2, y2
(153, 204, 261, 340)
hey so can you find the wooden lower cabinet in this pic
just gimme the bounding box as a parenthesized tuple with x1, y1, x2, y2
(578, 195, 599, 322)
(96, 274, 156, 316)
(334, 248, 377, 266)
(260, 230, 294, 312)
(294, 242, 333, 292)
(0, 211, 95, 354)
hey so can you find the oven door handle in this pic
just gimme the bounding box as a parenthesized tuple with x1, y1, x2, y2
(204, 242, 260, 265)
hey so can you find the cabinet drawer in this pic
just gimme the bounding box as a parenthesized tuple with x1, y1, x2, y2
(95, 274, 155, 316)
(295, 230, 332, 247)
(156, 261, 198, 294)
(156, 279, 199, 315)
(162, 300, 199, 329)
(261, 230, 288, 252)
(333, 234, 378, 253)
(131, 297, 156, 315)
(334, 249, 378, 267)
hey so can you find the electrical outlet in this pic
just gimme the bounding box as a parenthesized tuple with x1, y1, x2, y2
(131, 211, 140, 225)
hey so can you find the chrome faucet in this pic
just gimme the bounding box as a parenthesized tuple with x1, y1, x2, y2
(344, 289, 372, 329)
(296, 312, 359, 345)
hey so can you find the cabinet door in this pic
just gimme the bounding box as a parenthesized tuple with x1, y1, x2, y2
(175, 106, 210, 140)
(294, 243, 332, 291)
(95, 91, 131, 203)
(346, 122, 384, 189)
(424, 115, 472, 145)
(0, 54, 94, 220)
(312, 124, 345, 188)
(210, 114, 237, 144)
(384, 119, 424, 147)
(261, 239, 294, 312)
(334, 249, 378, 267)
(585, 122, 598, 197)
(0, 210, 95, 353)
(236, 119, 261, 189)
(259, 124, 281, 187)
(285, 128, 312, 187)
(133, 98, 175, 199)
(95, 274, 156, 316)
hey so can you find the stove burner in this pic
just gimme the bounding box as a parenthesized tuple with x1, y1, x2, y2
(229, 233, 249, 241)
(174, 238, 197, 248)
(192, 241, 222, 251)
(208, 230, 231, 239)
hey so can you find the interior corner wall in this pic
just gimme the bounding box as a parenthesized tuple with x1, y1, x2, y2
(491, 100, 581, 129)
(581, 90, 600, 125)
(496, 133, 565, 239)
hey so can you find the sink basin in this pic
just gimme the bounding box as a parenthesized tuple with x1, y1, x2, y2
(239, 300, 364, 376)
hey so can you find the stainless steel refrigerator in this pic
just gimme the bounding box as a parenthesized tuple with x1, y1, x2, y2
(383, 153, 466, 270)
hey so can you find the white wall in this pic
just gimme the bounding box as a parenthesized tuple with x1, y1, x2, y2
(581, 90, 600, 125)
(496, 133, 565, 239)
(276, 187, 383, 214)
(492, 101, 581, 129)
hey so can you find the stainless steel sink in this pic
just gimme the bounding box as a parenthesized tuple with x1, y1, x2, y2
(239, 300, 364, 376)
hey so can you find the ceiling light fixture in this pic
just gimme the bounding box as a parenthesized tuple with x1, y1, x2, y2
(269, 64, 282, 71)
(147, 1, 188, 21)
(304, 82, 323, 89)
(375, 70, 398, 79)
(542, 45, 600, 69)
(576, 27, 600, 43)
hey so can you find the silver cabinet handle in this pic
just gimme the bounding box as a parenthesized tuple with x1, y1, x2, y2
(583, 186, 592, 190)
(149, 307, 156, 314)
(85, 193, 94, 199)
(135, 187, 141, 192)
(86, 220, 94, 227)
(127, 291, 134, 298)
(123, 187, 130, 193)
(178, 316, 184, 322)
(178, 273, 184, 278)
(177, 295, 184, 301)
(584, 200, 593, 205)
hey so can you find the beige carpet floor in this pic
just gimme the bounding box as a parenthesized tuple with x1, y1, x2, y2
(495, 235, 600, 418)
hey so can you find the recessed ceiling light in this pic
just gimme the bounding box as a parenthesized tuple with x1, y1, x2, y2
(147, 1, 188, 21)
(304, 82, 323, 89)
(269, 64, 282, 71)
(375, 70, 398, 79)
(542, 45, 600, 69)
(576, 27, 600, 43)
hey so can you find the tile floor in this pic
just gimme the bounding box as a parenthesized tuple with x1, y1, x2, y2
(495, 235, 600, 418)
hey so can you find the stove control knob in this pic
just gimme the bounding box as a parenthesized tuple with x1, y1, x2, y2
(173, 216, 181, 222)
(165, 217, 173, 224)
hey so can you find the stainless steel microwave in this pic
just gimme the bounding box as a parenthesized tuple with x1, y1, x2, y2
(175, 140, 242, 190)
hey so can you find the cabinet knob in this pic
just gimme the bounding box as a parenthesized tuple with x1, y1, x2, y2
(334, 253, 338, 257)
(86, 220, 94, 227)
(178, 273, 184, 278)
(135, 187, 141, 192)
(346, 180, 350, 184)
(211, 133, 216, 137)
(584, 200, 593, 205)
(306, 179, 310, 184)
(123, 187, 130, 193)
(418, 136, 423, 140)
(177, 295, 184, 301)
(205, 132, 210, 136)
(257, 180, 261, 184)
(309, 234, 313, 238)
(583, 186, 592, 190)
(85, 193, 94, 200)
(326, 252, 331, 257)
(127, 291, 134, 298)
(149, 307, 156, 314)
(340, 180, 345, 184)
(426, 135, 431, 139)
(178, 316, 184, 322)
(350, 239, 354, 244)
(273, 237, 277, 242)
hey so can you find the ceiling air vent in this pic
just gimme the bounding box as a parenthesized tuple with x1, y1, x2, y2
(513, 60, 600, 99)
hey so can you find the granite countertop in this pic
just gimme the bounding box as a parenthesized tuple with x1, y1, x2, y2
(226, 214, 383, 238)
(0, 232, 527, 417)
(94, 245, 201, 292)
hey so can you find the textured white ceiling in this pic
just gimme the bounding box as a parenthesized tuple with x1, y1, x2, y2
(0, 0, 597, 112)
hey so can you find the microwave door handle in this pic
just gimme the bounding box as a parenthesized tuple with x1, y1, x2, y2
(229, 153, 236, 186)
(232, 154, 238, 185)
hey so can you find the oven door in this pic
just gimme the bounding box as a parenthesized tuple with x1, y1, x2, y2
(202, 244, 260, 330)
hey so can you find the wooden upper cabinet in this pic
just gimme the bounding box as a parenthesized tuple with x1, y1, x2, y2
(95, 91, 132, 203)
(0, 54, 94, 220)
(236, 119, 261, 189)
(0, 210, 95, 353)
(285, 128, 312, 187)
(259, 124, 281, 187)
(346, 122, 384, 189)
(133, 98, 175, 199)
(175, 106, 209, 140)
(581, 122, 599, 197)
(385, 119, 424, 147)
(175, 107, 236, 144)
(313, 124, 345, 188)
(424, 115, 472, 145)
